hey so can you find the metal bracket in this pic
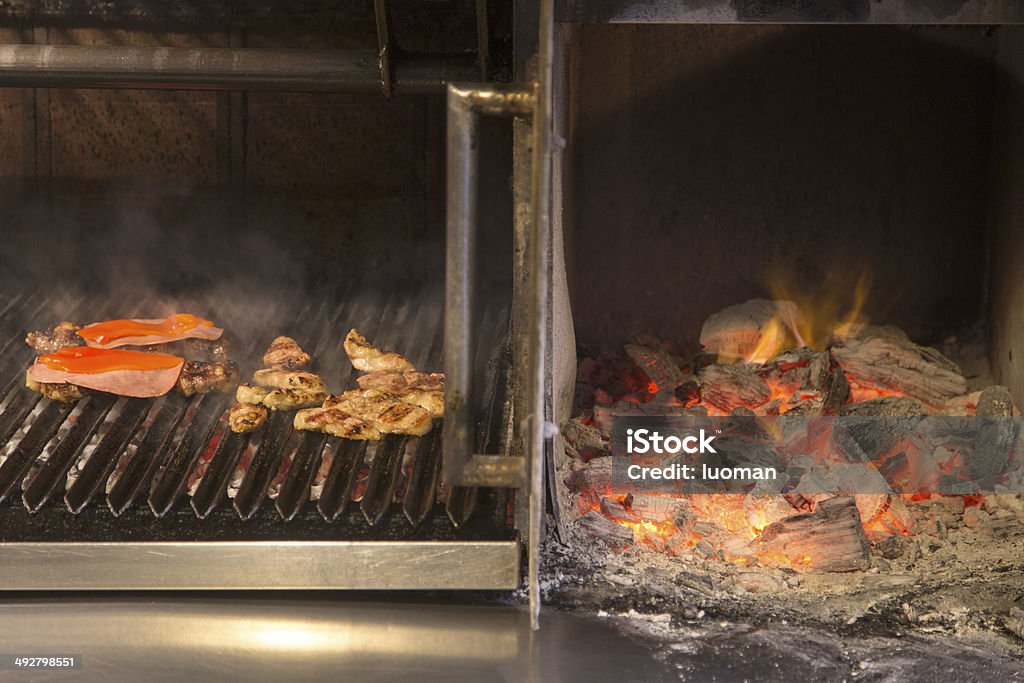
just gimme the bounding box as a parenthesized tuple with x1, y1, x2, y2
(444, 83, 536, 490)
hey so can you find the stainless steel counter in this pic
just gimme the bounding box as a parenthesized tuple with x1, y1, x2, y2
(0, 595, 671, 682)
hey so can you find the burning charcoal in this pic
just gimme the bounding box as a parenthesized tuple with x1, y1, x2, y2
(963, 506, 991, 529)
(841, 397, 925, 417)
(693, 539, 718, 561)
(699, 364, 771, 412)
(720, 537, 757, 565)
(977, 386, 1016, 417)
(577, 510, 633, 548)
(969, 416, 1016, 481)
(568, 456, 613, 501)
(872, 535, 906, 560)
(831, 414, 920, 464)
(600, 496, 637, 523)
(821, 362, 849, 416)
(700, 299, 803, 363)
(624, 344, 685, 392)
(755, 496, 871, 572)
(626, 493, 690, 523)
(674, 377, 702, 405)
(831, 335, 966, 410)
(665, 533, 693, 559)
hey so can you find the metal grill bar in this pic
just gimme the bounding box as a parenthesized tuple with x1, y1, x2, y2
(360, 435, 410, 526)
(274, 432, 327, 521)
(23, 395, 116, 512)
(189, 430, 250, 519)
(0, 400, 75, 503)
(316, 439, 366, 522)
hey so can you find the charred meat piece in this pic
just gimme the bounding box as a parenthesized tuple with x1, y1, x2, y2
(324, 389, 432, 436)
(261, 388, 326, 411)
(236, 383, 269, 405)
(262, 336, 310, 370)
(229, 402, 268, 433)
(356, 371, 445, 393)
(294, 407, 382, 440)
(25, 369, 87, 403)
(252, 368, 327, 394)
(356, 372, 407, 392)
(149, 337, 232, 362)
(177, 360, 240, 397)
(404, 372, 445, 391)
(26, 321, 82, 355)
(236, 382, 324, 411)
(343, 329, 415, 374)
(397, 389, 444, 418)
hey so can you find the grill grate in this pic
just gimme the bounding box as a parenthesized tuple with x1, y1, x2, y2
(0, 282, 512, 535)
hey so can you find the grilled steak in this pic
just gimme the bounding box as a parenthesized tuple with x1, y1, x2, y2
(229, 402, 268, 433)
(294, 407, 381, 440)
(252, 368, 327, 394)
(177, 360, 240, 397)
(343, 329, 415, 373)
(356, 371, 445, 392)
(323, 389, 432, 436)
(262, 336, 310, 369)
(25, 369, 87, 403)
(25, 321, 82, 355)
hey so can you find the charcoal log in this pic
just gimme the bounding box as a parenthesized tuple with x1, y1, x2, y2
(977, 386, 1016, 417)
(624, 344, 685, 392)
(700, 299, 803, 363)
(832, 335, 966, 410)
(578, 510, 633, 548)
(626, 493, 690, 523)
(755, 496, 871, 572)
(841, 397, 925, 417)
(699, 364, 772, 412)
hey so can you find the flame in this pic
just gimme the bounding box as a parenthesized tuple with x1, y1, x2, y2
(762, 266, 873, 355)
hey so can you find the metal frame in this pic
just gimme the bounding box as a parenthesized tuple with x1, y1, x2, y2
(0, 45, 478, 93)
(444, 83, 535, 491)
(0, 541, 520, 590)
(555, 0, 1024, 24)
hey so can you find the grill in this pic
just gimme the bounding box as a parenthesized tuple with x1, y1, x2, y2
(0, 281, 520, 589)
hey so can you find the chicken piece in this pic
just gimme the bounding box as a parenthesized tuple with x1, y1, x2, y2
(25, 369, 87, 403)
(343, 329, 415, 374)
(252, 368, 327, 394)
(324, 389, 432, 436)
(403, 372, 445, 391)
(236, 382, 323, 411)
(294, 407, 382, 440)
(177, 360, 240, 397)
(262, 336, 310, 370)
(356, 372, 407, 392)
(229, 402, 268, 433)
(261, 388, 326, 411)
(397, 389, 444, 418)
(236, 383, 270, 405)
(25, 321, 82, 355)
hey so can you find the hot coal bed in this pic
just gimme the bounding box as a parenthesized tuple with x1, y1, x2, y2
(541, 18, 1024, 680)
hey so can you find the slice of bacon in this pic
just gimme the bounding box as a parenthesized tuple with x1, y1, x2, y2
(28, 347, 184, 398)
(78, 313, 223, 349)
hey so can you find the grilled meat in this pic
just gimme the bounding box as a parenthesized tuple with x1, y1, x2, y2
(229, 402, 268, 433)
(29, 348, 184, 398)
(398, 389, 444, 418)
(149, 337, 231, 362)
(26, 321, 82, 355)
(356, 371, 445, 392)
(262, 336, 310, 369)
(323, 389, 432, 436)
(252, 368, 327, 394)
(235, 382, 324, 411)
(236, 383, 269, 405)
(25, 369, 87, 403)
(343, 329, 415, 374)
(177, 360, 240, 397)
(261, 388, 326, 411)
(404, 372, 445, 391)
(294, 407, 381, 440)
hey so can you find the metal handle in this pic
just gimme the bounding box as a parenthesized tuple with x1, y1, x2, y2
(444, 83, 534, 488)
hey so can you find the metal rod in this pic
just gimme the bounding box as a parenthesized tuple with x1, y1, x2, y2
(0, 45, 479, 94)
(527, 0, 555, 633)
(373, 0, 393, 98)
